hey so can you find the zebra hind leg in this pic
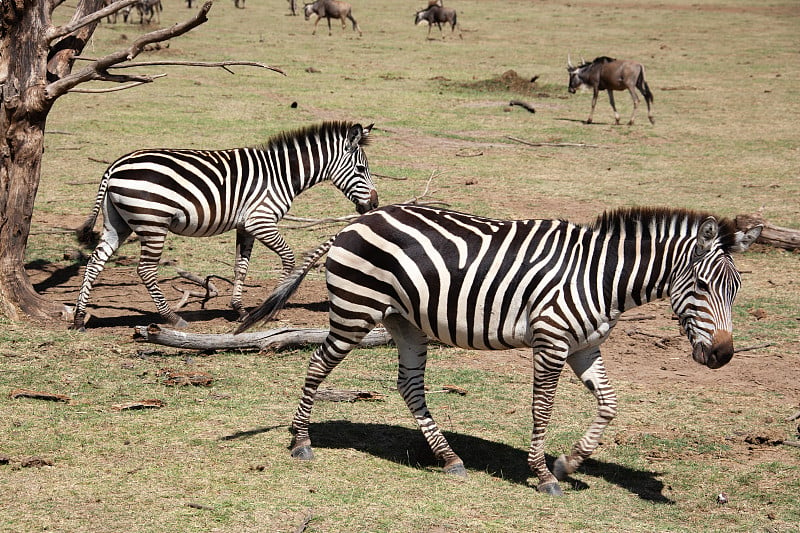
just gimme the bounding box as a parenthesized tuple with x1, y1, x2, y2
(383, 314, 466, 477)
(231, 231, 256, 319)
(136, 232, 188, 328)
(290, 329, 370, 460)
(72, 222, 132, 331)
(554, 347, 618, 481)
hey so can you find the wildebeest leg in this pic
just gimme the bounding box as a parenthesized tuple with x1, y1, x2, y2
(607, 90, 621, 125)
(553, 347, 618, 481)
(327, 15, 333, 35)
(383, 314, 466, 476)
(626, 86, 640, 125)
(312, 15, 321, 35)
(72, 206, 132, 331)
(137, 231, 188, 328)
(348, 14, 361, 36)
(231, 230, 255, 319)
(587, 88, 600, 124)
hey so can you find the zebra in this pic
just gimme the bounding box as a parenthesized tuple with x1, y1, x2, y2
(71, 121, 377, 331)
(237, 204, 762, 496)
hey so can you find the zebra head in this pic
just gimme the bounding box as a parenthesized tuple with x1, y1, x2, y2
(332, 123, 378, 215)
(669, 217, 762, 369)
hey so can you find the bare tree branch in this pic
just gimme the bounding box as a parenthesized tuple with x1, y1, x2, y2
(68, 74, 167, 93)
(46, 0, 140, 43)
(44, 1, 235, 99)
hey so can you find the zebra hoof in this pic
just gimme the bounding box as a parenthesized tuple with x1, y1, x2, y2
(291, 445, 315, 461)
(172, 317, 189, 329)
(443, 461, 467, 478)
(537, 481, 564, 496)
(553, 454, 571, 481)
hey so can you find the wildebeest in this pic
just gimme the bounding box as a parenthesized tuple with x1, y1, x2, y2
(303, 0, 362, 37)
(414, 4, 462, 40)
(567, 56, 654, 125)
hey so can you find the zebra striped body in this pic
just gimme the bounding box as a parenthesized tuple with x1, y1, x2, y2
(72, 121, 377, 330)
(238, 204, 761, 496)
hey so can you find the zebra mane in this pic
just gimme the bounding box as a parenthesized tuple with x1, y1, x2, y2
(254, 121, 370, 152)
(587, 207, 740, 252)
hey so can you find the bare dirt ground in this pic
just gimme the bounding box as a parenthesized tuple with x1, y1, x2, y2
(30, 213, 798, 399)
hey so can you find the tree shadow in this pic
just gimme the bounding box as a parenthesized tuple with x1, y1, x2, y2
(230, 419, 673, 502)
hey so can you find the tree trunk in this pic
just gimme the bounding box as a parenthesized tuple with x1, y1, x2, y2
(1, 1, 60, 319)
(0, 0, 102, 319)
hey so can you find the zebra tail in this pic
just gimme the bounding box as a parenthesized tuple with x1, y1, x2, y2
(76, 167, 112, 247)
(235, 235, 337, 334)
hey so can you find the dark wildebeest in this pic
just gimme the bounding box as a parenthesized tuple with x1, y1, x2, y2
(303, 0, 362, 37)
(567, 56, 654, 125)
(414, 4, 462, 40)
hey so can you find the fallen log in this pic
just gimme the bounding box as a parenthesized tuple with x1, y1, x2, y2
(132, 324, 393, 352)
(735, 212, 799, 250)
(9, 389, 72, 403)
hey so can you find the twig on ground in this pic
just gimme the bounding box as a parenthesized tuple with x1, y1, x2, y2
(506, 135, 601, 148)
(734, 342, 773, 354)
(508, 100, 536, 113)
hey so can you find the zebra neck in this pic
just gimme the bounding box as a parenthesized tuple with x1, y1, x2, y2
(266, 137, 329, 197)
(599, 224, 688, 316)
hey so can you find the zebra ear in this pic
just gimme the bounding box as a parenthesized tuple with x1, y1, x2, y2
(694, 216, 718, 258)
(345, 124, 364, 152)
(730, 225, 762, 253)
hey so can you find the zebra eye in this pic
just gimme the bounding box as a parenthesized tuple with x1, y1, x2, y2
(696, 279, 710, 292)
(355, 165, 366, 174)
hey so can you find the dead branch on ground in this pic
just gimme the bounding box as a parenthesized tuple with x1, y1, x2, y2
(506, 136, 602, 148)
(171, 269, 229, 310)
(132, 324, 393, 352)
(508, 100, 536, 113)
(280, 170, 449, 229)
(735, 211, 800, 250)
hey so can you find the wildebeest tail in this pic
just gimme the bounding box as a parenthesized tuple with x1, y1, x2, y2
(638, 68, 654, 103)
(76, 167, 113, 247)
(235, 235, 337, 333)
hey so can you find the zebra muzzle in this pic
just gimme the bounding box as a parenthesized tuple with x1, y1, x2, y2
(356, 189, 379, 214)
(692, 331, 734, 369)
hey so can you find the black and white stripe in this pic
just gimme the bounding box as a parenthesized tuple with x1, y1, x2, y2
(237, 204, 761, 496)
(72, 121, 377, 330)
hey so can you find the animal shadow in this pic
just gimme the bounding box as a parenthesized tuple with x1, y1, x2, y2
(305, 420, 674, 502)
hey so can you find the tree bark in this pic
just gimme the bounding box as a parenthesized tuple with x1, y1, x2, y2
(0, 0, 81, 319)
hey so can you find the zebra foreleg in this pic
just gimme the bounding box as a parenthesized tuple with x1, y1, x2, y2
(383, 315, 466, 477)
(554, 348, 618, 480)
(528, 344, 569, 496)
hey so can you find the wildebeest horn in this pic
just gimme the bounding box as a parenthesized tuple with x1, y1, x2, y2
(567, 54, 574, 69)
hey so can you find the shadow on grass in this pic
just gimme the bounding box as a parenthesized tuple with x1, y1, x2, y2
(225, 420, 673, 502)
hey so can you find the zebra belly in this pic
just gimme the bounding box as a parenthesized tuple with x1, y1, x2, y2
(107, 180, 248, 238)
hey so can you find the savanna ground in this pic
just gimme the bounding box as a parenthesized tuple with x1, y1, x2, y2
(2, 0, 799, 531)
